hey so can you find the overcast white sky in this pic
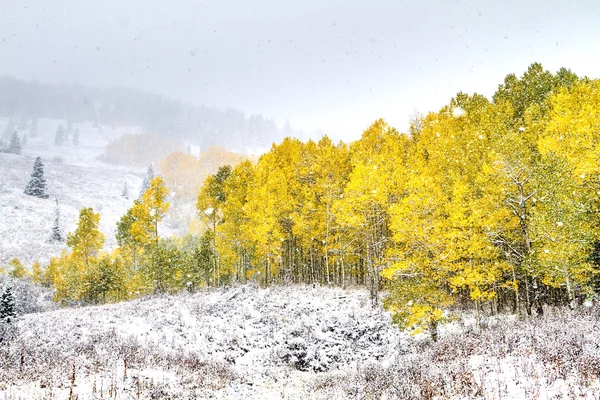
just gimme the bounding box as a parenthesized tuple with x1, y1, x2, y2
(1, 0, 599, 141)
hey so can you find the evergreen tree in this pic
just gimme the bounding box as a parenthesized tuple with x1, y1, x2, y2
(24, 157, 49, 198)
(17, 116, 27, 131)
(139, 164, 155, 198)
(282, 119, 293, 137)
(72, 129, 80, 147)
(0, 286, 17, 324)
(122, 181, 130, 199)
(54, 124, 65, 146)
(2, 118, 14, 140)
(29, 118, 38, 138)
(7, 132, 21, 154)
(22, 133, 28, 147)
(50, 198, 64, 243)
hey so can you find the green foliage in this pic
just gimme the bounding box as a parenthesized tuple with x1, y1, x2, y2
(0, 286, 17, 324)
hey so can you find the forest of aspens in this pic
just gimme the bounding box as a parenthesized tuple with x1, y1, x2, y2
(14, 63, 600, 339)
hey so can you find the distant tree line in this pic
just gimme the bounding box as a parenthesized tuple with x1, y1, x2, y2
(0, 77, 291, 152)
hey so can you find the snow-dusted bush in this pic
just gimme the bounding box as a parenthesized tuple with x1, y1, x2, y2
(0, 275, 56, 315)
(1, 286, 599, 399)
(313, 306, 600, 399)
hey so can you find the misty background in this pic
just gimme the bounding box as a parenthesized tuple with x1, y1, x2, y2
(1, 0, 599, 144)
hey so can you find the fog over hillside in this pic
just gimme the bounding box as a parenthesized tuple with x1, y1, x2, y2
(0, 77, 296, 155)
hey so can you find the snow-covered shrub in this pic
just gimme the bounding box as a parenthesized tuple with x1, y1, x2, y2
(0, 275, 56, 315)
(0, 320, 19, 344)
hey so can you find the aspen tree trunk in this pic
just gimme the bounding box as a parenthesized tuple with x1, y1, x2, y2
(340, 236, 346, 289)
(564, 267, 574, 309)
(429, 318, 439, 342)
(265, 239, 271, 287)
(512, 264, 520, 314)
(324, 204, 331, 285)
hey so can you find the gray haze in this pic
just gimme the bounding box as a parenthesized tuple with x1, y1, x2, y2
(1, 0, 599, 141)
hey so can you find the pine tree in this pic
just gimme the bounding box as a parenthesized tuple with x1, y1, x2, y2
(29, 118, 38, 138)
(73, 129, 80, 147)
(50, 198, 64, 242)
(21, 133, 28, 147)
(17, 116, 27, 131)
(0, 286, 17, 324)
(2, 119, 14, 140)
(139, 164, 155, 198)
(24, 157, 49, 198)
(122, 181, 130, 199)
(54, 124, 65, 146)
(7, 132, 21, 154)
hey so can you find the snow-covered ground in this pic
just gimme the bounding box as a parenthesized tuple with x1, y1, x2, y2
(0, 285, 402, 399)
(1, 284, 599, 399)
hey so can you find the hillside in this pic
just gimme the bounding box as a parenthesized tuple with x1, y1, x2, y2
(0, 117, 145, 266)
(0, 77, 284, 153)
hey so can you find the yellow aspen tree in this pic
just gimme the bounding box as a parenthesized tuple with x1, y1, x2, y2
(131, 176, 171, 292)
(67, 207, 105, 270)
(131, 177, 171, 247)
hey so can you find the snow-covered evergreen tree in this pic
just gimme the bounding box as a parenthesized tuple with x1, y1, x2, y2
(21, 133, 28, 147)
(17, 116, 27, 131)
(24, 157, 49, 198)
(139, 164, 155, 197)
(54, 124, 65, 146)
(7, 132, 22, 154)
(2, 118, 14, 140)
(29, 118, 38, 138)
(73, 129, 80, 147)
(122, 181, 130, 199)
(50, 198, 64, 242)
(0, 286, 17, 324)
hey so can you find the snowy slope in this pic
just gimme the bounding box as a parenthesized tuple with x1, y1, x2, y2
(0, 118, 155, 267)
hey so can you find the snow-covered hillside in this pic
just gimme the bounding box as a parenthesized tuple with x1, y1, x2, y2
(0, 118, 148, 266)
